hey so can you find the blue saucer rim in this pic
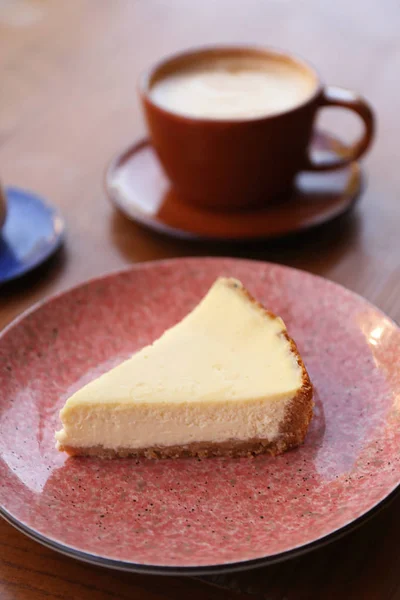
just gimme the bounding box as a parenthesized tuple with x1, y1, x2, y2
(0, 186, 65, 285)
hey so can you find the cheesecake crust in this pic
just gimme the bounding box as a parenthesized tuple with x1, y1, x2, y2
(58, 426, 307, 459)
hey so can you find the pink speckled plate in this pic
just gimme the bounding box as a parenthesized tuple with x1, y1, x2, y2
(1, 258, 400, 575)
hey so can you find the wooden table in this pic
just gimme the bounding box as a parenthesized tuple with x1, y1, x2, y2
(1, 1, 399, 598)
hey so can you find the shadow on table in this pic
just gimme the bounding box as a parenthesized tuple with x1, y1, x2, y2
(199, 490, 400, 598)
(0, 245, 66, 300)
(110, 205, 362, 278)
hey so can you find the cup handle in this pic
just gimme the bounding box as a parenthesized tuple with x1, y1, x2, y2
(304, 86, 375, 171)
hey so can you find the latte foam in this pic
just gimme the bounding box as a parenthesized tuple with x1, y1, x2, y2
(150, 56, 315, 120)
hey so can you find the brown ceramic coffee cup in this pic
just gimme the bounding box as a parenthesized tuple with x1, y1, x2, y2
(140, 46, 374, 211)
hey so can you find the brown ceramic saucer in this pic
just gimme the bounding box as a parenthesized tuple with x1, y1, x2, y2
(105, 132, 363, 242)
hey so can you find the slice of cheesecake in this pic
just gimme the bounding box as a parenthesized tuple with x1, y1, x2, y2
(55, 278, 313, 458)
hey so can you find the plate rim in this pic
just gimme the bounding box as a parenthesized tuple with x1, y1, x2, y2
(2, 484, 399, 576)
(1, 256, 400, 574)
(2, 256, 399, 338)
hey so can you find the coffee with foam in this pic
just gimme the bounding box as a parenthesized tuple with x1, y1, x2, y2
(149, 55, 316, 120)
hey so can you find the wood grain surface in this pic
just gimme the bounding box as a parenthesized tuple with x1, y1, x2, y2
(0, 1, 399, 598)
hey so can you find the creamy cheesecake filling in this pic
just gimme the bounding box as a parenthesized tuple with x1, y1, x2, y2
(56, 278, 305, 453)
(55, 395, 293, 450)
